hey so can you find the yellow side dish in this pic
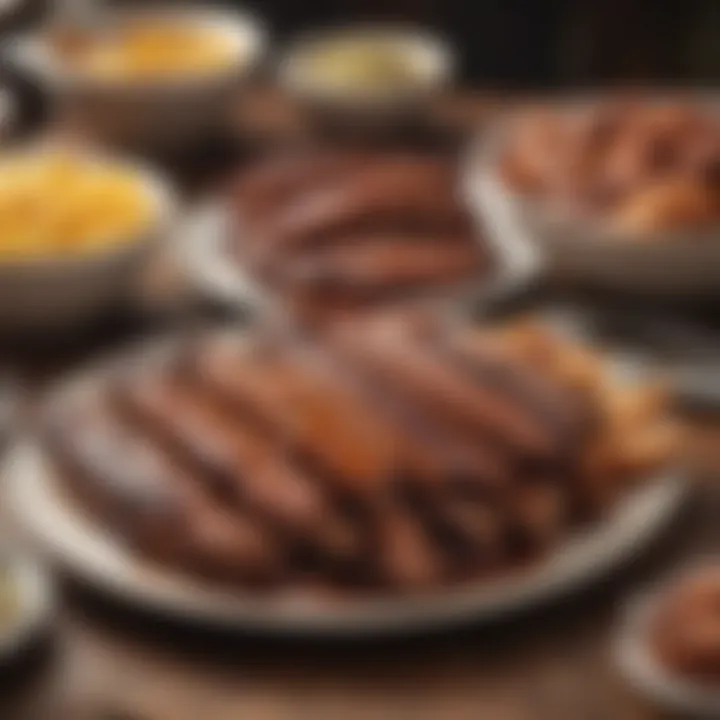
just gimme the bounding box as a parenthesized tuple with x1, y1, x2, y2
(295, 36, 426, 96)
(0, 151, 154, 259)
(68, 21, 239, 81)
(306, 41, 417, 88)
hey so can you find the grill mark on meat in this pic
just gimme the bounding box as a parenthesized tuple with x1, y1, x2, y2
(447, 331, 591, 428)
(420, 330, 592, 463)
(232, 152, 379, 224)
(192, 341, 406, 497)
(44, 396, 280, 584)
(371, 497, 446, 590)
(327, 324, 563, 462)
(262, 158, 467, 254)
(113, 372, 361, 564)
(424, 492, 506, 567)
(317, 336, 513, 494)
(277, 235, 484, 301)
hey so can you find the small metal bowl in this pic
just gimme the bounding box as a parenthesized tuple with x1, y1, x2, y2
(9, 4, 268, 152)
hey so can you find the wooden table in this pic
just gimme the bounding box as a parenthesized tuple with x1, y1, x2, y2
(1, 460, 717, 720)
(1, 93, 719, 720)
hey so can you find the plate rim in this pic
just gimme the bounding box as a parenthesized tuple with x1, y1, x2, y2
(6, 441, 686, 636)
(615, 578, 720, 716)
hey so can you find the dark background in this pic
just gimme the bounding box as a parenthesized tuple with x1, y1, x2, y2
(246, 0, 719, 87)
(2, 0, 718, 89)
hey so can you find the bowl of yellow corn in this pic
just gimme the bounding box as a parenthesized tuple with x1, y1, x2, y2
(11, 5, 267, 151)
(0, 145, 174, 330)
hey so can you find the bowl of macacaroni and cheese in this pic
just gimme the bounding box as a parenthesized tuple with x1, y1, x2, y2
(0, 147, 174, 330)
(10, 5, 267, 149)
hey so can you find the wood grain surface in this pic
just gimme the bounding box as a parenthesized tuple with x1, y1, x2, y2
(2, 463, 717, 720)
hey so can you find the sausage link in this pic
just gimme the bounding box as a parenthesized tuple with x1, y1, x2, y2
(45, 395, 280, 584)
(328, 324, 563, 461)
(116, 372, 359, 562)
(279, 234, 484, 299)
(263, 158, 467, 253)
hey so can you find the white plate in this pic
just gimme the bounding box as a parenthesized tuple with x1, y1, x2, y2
(181, 196, 539, 319)
(6, 443, 685, 637)
(3, 332, 688, 637)
(180, 202, 270, 315)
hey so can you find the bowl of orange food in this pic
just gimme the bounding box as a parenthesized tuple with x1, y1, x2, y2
(467, 95, 720, 297)
(0, 145, 174, 331)
(617, 564, 720, 716)
(11, 4, 267, 150)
